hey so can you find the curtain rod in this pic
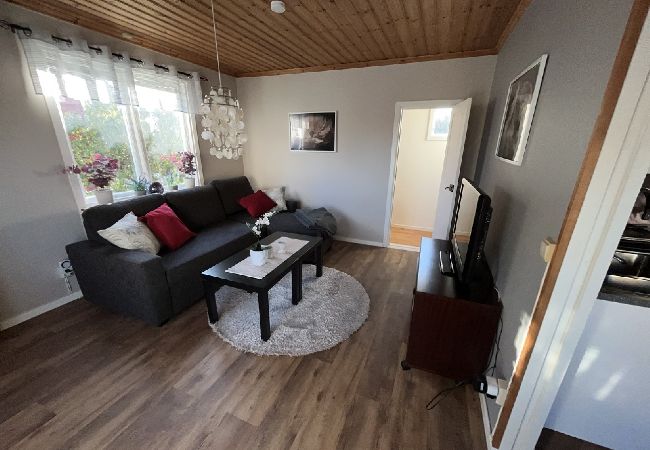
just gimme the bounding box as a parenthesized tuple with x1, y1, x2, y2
(1, 19, 209, 82)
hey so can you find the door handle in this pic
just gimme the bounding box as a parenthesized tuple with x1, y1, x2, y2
(445, 184, 455, 192)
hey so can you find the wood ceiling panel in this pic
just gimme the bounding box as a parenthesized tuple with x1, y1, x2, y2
(6, 0, 528, 77)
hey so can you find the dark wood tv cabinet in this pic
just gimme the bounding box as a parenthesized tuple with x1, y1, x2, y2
(401, 238, 502, 380)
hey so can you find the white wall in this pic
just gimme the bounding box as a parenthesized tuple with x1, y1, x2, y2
(237, 56, 496, 243)
(0, 1, 241, 328)
(545, 299, 650, 449)
(391, 109, 446, 230)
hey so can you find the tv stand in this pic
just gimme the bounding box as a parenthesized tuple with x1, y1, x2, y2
(401, 238, 502, 380)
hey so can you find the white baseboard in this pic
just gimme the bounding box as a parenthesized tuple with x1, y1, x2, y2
(388, 243, 420, 252)
(334, 236, 386, 247)
(391, 223, 432, 232)
(479, 393, 495, 450)
(0, 291, 83, 330)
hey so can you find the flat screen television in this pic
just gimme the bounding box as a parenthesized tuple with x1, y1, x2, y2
(446, 178, 492, 282)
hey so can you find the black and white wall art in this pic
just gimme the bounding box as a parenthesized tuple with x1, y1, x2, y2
(289, 112, 337, 152)
(495, 54, 548, 165)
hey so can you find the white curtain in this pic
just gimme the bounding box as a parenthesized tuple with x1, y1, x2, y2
(19, 36, 202, 114)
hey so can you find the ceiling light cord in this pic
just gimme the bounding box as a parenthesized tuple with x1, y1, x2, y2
(209, 0, 222, 88)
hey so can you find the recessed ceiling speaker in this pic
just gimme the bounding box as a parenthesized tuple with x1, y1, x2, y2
(270, 1, 286, 14)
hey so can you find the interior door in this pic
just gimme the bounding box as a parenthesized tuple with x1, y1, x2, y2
(431, 98, 472, 240)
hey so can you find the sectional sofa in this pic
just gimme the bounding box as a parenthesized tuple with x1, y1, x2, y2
(66, 176, 333, 325)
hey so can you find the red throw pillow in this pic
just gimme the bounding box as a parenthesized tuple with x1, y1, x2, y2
(140, 203, 196, 250)
(239, 190, 277, 218)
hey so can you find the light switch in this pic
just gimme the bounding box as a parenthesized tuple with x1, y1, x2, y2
(540, 237, 557, 263)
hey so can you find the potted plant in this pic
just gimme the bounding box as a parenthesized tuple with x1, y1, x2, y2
(177, 151, 197, 189)
(247, 211, 274, 266)
(129, 176, 149, 196)
(66, 154, 119, 205)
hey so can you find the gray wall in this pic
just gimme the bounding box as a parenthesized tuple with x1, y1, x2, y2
(237, 56, 496, 242)
(473, 0, 634, 404)
(0, 1, 242, 327)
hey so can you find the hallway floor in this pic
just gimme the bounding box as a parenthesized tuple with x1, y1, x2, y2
(390, 225, 431, 247)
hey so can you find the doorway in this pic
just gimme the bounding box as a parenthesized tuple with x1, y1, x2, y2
(384, 99, 472, 249)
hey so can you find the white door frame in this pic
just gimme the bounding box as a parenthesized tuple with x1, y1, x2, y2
(383, 99, 464, 247)
(496, 15, 650, 449)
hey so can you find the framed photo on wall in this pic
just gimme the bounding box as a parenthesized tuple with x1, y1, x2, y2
(495, 54, 548, 165)
(289, 111, 337, 152)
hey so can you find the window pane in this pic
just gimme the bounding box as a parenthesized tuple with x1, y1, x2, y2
(428, 107, 452, 140)
(59, 95, 137, 194)
(138, 107, 192, 189)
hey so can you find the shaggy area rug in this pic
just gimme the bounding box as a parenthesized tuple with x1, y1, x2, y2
(209, 266, 369, 356)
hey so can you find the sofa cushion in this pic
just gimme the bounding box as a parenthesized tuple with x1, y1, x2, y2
(262, 186, 287, 212)
(141, 204, 196, 251)
(239, 190, 277, 218)
(164, 185, 225, 231)
(82, 194, 165, 243)
(211, 176, 254, 215)
(161, 221, 255, 285)
(97, 212, 161, 254)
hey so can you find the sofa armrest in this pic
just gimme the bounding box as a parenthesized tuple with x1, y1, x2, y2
(66, 240, 173, 326)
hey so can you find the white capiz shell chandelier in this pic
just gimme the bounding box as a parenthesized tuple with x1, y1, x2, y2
(200, 0, 247, 160)
(200, 87, 246, 159)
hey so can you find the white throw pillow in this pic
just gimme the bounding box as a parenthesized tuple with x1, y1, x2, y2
(263, 187, 287, 212)
(98, 212, 161, 254)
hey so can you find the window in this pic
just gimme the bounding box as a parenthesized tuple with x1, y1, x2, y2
(19, 35, 204, 208)
(50, 75, 200, 206)
(427, 107, 453, 140)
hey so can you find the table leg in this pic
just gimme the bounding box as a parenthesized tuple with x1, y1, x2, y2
(315, 242, 323, 277)
(292, 262, 303, 305)
(258, 290, 271, 341)
(203, 280, 220, 324)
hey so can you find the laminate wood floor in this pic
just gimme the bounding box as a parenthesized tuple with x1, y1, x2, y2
(0, 242, 486, 450)
(390, 226, 432, 248)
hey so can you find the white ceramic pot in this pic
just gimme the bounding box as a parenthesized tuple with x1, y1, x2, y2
(134, 190, 146, 197)
(94, 188, 114, 205)
(250, 249, 267, 266)
(183, 177, 196, 189)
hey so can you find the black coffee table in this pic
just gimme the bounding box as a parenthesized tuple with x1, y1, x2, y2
(201, 232, 323, 341)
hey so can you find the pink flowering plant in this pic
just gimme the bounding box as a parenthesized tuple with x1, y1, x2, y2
(177, 151, 196, 176)
(65, 153, 119, 190)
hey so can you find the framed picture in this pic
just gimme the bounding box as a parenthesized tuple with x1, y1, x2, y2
(495, 54, 548, 165)
(289, 111, 337, 152)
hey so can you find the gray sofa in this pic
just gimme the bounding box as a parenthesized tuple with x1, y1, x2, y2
(66, 176, 333, 325)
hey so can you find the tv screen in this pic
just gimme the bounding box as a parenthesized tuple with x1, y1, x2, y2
(449, 178, 492, 281)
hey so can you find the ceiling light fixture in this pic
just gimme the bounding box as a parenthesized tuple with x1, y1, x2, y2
(200, 0, 246, 160)
(270, 1, 286, 14)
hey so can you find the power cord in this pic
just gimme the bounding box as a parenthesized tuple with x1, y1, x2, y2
(485, 316, 503, 376)
(425, 380, 469, 411)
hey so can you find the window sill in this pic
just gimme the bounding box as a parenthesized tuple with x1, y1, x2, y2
(80, 190, 143, 211)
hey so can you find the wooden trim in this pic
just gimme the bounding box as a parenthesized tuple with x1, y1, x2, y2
(237, 48, 498, 78)
(496, 0, 533, 50)
(491, 1, 650, 447)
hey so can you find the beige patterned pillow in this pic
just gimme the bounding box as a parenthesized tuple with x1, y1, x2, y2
(98, 212, 161, 254)
(263, 186, 287, 212)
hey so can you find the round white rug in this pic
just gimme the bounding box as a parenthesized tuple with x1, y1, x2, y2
(209, 266, 369, 356)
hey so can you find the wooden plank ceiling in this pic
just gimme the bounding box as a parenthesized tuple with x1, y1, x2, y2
(7, 0, 528, 77)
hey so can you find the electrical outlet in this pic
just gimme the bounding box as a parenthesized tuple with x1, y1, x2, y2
(58, 259, 74, 279)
